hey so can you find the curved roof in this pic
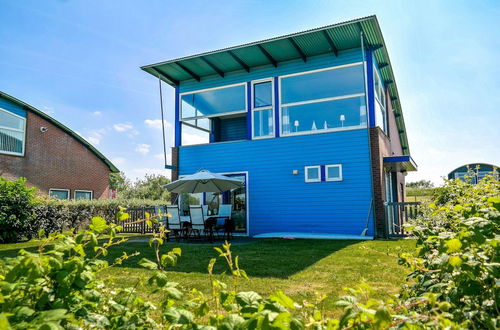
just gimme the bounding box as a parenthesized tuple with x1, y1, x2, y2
(448, 163, 499, 177)
(0, 91, 119, 173)
(141, 15, 410, 154)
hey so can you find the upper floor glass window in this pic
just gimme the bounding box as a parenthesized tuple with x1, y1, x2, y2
(281, 63, 365, 104)
(0, 108, 26, 156)
(252, 80, 274, 138)
(280, 63, 367, 136)
(373, 66, 387, 133)
(181, 84, 246, 119)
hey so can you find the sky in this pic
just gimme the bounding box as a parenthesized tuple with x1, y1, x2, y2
(1, 0, 499, 185)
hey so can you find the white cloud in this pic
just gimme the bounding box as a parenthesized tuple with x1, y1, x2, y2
(92, 111, 102, 116)
(130, 168, 171, 181)
(134, 143, 150, 155)
(87, 136, 100, 145)
(144, 119, 172, 130)
(183, 132, 208, 146)
(113, 123, 133, 132)
(43, 106, 55, 115)
(111, 157, 126, 166)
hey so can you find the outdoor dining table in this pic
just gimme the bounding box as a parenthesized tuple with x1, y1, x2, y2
(178, 215, 234, 242)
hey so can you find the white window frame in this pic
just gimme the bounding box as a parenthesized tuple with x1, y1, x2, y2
(304, 165, 321, 183)
(325, 164, 343, 182)
(278, 62, 367, 137)
(49, 188, 70, 200)
(251, 78, 275, 139)
(0, 108, 27, 156)
(373, 66, 388, 133)
(179, 82, 248, 121)
(74, 190, 93, 200)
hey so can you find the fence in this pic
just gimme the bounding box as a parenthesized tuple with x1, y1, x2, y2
(118, 206, 160, 234)
(385, 201, 421, 237)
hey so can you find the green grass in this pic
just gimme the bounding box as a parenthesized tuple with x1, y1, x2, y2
(0, 237, 415, 316)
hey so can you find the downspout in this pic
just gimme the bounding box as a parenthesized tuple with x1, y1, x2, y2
(361, 31, 377, 239)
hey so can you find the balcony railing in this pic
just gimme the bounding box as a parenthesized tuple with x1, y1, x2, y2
(385, 201, 421, 237)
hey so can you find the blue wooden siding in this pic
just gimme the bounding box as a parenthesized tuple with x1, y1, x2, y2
(219, 116, 246, 142)
(179, 128, 374, 236)
(0, 96, 27, 117)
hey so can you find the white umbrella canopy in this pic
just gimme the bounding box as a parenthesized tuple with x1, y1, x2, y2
(165, 170, 244, 193)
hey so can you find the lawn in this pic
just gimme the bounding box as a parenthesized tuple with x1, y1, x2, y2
(0, 236, 415, 315)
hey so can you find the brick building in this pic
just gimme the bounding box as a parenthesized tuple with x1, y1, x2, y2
(0, 91, 118, 200)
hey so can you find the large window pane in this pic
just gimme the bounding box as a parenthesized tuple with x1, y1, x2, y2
(181, 84, 246, 119)
(50, 189, 69, 200)
(253, 109, 273, 137)
(281, 96, 366, 134)
(375, 101, 387, 133)
(0, 128, 24, 153)
(281, 64, 365, 104)
(75, 191, 92, 200)
(0, 110, 24, 130)
(253, 81, 272, 107)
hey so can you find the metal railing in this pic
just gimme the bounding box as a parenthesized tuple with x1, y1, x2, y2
(385, 201, 421, 236)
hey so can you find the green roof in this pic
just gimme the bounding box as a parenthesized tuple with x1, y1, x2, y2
(0, 91, 119, 173)
(141, 15, 410, 155)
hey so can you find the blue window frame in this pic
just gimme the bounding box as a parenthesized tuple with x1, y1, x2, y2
(373, 66, 387, 133)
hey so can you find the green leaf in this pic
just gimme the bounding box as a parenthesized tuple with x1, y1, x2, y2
(34, 309, 68, 322)
(89, 217, 108, 233)
(0, 314, 10, 330)
(235, 291, 262, 313)
(448, 256, 463, 267)
(171, 247, 182, 256)
(138, 258, 158, 270)
(270, 290, 295, 309)
(446, 238, 462, 253)
(163, 307, 193, 325)
(116, 211, 130, 221)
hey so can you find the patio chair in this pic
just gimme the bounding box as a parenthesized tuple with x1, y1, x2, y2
(218, 204, 232, 217)
(218, 204, 234, 240)
(189, 205, 207, 238)
(202, 205, 209, 217)
(166, 205, 183, 239)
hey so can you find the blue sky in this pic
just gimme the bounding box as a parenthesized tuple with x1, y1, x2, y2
(1, 0, 499, 184)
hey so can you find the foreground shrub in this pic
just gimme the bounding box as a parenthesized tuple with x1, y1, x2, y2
(0, 177, 36, 243)
(401, 176, 500, 328)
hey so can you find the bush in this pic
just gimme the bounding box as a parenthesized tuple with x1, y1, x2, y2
(401, 176, 500, 328)
(0, 177, 37, 243)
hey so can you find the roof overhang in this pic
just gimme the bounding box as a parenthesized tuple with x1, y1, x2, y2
(384, 156, 418, 172)
(0, 91, 119, 173)
(141, 15, 410, 154)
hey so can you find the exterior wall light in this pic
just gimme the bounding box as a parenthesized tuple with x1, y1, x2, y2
(292, 169, 299, 175)
(40, 127, 48, 132)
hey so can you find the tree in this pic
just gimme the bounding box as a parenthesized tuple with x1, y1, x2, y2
(122, 174, 171, 201)
(109, 172, 131, 192)
(406, 179, 434, 189)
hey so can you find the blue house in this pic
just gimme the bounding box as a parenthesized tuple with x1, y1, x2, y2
(142, 16, 417, 239)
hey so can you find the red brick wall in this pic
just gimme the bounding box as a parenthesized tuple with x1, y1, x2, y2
(369, 89, 406, 238)
(0, 111, 111, 199)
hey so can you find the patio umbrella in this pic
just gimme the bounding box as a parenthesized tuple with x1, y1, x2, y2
(164, 169, 244, 194)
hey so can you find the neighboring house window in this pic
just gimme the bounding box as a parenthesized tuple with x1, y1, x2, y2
(373, 66, 388, 133)
(305, 166, 321, 182)
(325, 164, 343, 181)
(74, 190, 93, 200)
(280, 63, 367, 135)
(49, 189, 70, 200)
(252, 79, 274, 138)
(180, 83, 247, 145)
(0, 108, 26, 156)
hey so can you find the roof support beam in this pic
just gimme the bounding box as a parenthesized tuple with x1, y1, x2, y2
(175, 62, 201, 82)
(288, 37, 307, 62)
(322, 30, 338, 56)
(384, 80, 394, 86)
(391, 96, 398, 101)
(200, 56, 224, 77)
(394, 113, 401, 118)
(257, 45, 277, 67)
(228, 51, 250, 72)
(378, 63, 389, 69)
(151, 67, 179, 86)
